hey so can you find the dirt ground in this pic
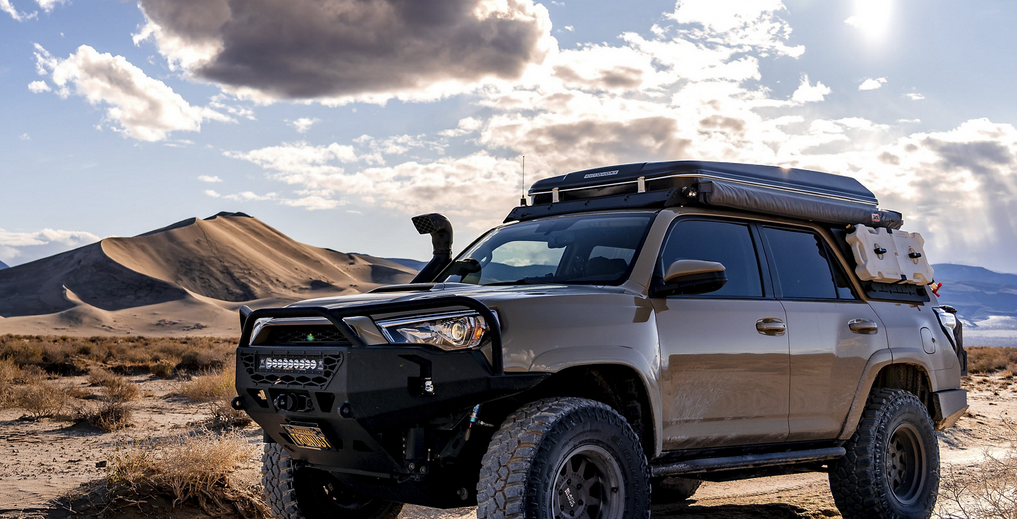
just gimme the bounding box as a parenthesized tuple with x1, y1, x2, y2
(0, 373, 1011, 519)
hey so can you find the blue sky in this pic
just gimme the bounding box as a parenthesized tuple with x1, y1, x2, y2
(2, 0, 1016, 273)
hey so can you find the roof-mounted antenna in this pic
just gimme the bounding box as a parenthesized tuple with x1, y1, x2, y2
(519, 155, 527, 207)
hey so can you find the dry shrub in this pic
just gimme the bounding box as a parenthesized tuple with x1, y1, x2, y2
(102, 430, 267, 517)
(967, 347, 1017, 375)
(13, 381, 66, 418)
(937, 421, 1017, 518)
(0, 335, 236, 375)
(103, 378, 140, 403)
(87, 368, 140, 402)
(151, 359, 175, 378)
(180, 366, 235, 403)
(180, 364, 250, 428)
(80, 401, 134, 432)
(178, 349, 227, 371)
(65, 386, 93, 399)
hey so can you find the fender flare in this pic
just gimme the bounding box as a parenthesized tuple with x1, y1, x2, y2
(530, 345, 664, 457)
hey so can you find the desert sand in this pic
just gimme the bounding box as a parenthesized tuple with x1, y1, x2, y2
(0, 213, 415, 338)
(0, 371, 1009, 519)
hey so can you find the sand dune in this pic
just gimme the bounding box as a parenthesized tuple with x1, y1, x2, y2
(0, 212, 416, 336)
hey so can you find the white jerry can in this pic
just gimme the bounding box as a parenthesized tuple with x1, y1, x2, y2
(893, 229, 935, 284)
(846, 225, 904, 283)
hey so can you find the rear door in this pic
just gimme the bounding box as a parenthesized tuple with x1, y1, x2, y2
(652, 217, 790, 450)
(758, 225, 888, 442)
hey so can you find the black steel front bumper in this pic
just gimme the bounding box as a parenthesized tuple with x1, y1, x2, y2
(233, 296, 546, 492)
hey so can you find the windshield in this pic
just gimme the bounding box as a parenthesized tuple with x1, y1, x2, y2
(437, 213, 656, 286)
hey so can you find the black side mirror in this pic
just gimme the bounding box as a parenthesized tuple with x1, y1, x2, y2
(652, 259, 727, 297)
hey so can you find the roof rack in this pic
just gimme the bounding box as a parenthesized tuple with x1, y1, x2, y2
(504, 160, 903, 229)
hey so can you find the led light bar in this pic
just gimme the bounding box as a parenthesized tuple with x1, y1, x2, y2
(257, 355, 325, 373)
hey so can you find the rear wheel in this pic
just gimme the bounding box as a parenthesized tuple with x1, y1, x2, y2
(262, 443, 403, 519)
(476, 397, 650, 519)
(829, 388, 939, 519)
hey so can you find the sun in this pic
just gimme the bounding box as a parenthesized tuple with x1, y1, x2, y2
(845, 0, 893, 40)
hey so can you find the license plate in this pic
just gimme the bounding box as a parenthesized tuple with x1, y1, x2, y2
(281, 424, 334, 450)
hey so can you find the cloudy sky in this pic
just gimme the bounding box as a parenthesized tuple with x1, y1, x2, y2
(2, 0, 1016, 273)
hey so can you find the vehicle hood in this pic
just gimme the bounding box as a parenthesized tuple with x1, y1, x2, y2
(287, 282, 635, 311)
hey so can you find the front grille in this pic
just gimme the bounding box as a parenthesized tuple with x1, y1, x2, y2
(240, 352, 344, 389)
(264, 325, 351, 345)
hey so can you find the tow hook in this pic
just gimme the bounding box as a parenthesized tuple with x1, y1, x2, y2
(230, 396, 245, 410)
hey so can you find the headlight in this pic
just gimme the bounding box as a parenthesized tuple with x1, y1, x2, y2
(375, 311, 489, 350)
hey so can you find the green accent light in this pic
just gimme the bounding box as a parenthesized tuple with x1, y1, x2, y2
(306, 333, 315, 341)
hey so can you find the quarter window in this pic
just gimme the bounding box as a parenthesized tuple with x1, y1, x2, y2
(658, 219, 763, 298)
(762, 227, 845, 300)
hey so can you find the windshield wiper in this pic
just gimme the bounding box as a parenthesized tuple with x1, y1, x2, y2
(483, 278, 559, 286)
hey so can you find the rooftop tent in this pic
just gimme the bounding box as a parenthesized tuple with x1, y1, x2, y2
(508, 161, 903, 229)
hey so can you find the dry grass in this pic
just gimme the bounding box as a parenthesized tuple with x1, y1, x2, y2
(98, 430, 267, 517)
(178, 364, 251, 428)
(967, 347, 1017, 375)
(79, 401, 134, 432)
(938, 421, 1017, 518)
(0, 334, 235, 376)
(12, 381, 67, 419)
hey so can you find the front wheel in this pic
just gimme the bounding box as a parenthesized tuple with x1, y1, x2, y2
(476, 397, 650, 519)
(261, 443, 403, 519)
(829, 388, 940, 519)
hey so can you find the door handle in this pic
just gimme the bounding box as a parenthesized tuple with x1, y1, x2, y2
(848, 318, 878, 334)
(756, 318, 786, 336)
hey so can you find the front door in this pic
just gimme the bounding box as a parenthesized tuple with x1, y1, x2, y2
(652, 217, 790, 450)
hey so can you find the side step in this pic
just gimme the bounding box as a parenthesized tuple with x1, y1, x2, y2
(650, 447, 846, 478)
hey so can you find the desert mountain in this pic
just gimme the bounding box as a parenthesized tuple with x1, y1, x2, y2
(933, 263, 1017, 346)
(0, 212, 416, 337)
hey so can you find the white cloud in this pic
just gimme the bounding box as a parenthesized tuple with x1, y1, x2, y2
(858, 77, 886, 91)
(906, 92, 925, 100)
(564, 25, 574, 32)
(1, 0, 33, 21)
(791, 74, 831, 103)
(19, 133, 30, 140)
(27, 80, 50, 93)
(898, 118, 921, 124)
(289, 117, 320, 134)
(197, 175, 222, 183)
(224, 191, 277, 201)
(0, 228, 101, 264)
(204, 189, 221, 197)
(282, 196, 342, 210)
(33, 44, 232, 142)
(440, 117, 484, 137)
(668, 0, 804, 58)
(34, 0, 63, 12)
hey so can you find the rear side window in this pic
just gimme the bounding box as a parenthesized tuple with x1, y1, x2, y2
(762, 227, 853, 300)
(658, 219, 763, 298)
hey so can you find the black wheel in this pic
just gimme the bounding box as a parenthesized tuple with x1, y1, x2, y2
(261, 443, 403, 519)
(651, 476, 702, 503)
(476, 397, 649, 519)
(829, 388, 940, 519)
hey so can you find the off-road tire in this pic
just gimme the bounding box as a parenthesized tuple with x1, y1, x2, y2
(651, 477, 702, 503)
(829, 388, 940, 519)
(261, 443, 403, 519)
(476, 397, 650, 519)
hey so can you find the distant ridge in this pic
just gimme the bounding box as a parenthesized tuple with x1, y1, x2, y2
(0, 259, 7, 270)
(933, 263, 1017, 346)
(0, 213, 416, 336)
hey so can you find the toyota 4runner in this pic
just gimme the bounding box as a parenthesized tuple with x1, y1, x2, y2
(234, 160, 968, 519)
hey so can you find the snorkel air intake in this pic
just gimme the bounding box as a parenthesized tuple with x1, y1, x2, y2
(410, 213, 453, 283)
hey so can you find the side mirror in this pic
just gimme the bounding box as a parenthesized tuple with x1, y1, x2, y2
(654, 259, 727, 296)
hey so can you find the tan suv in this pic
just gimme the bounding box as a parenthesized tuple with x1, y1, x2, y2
(235, 161, 967, 519)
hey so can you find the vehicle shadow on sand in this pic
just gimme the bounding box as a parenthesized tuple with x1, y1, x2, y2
(651, 501, 819, 518)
